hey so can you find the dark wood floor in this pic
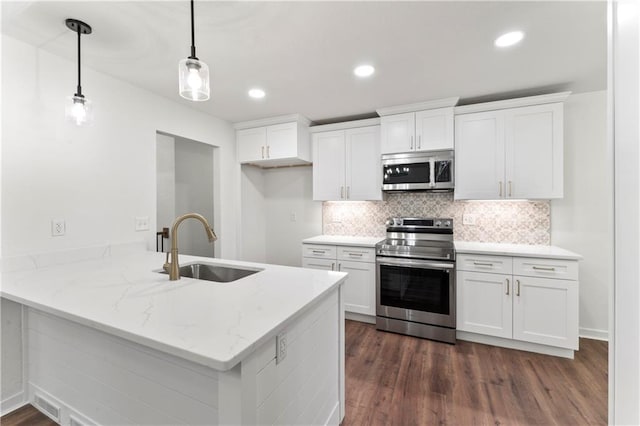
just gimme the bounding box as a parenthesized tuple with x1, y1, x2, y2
(343, 320, 608, 425)
(2, 320, 608, 426)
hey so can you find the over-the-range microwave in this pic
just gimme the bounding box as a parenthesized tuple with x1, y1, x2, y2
(382, 150, 454, 192)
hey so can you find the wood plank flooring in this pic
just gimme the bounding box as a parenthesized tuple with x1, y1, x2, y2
(343, 320, 608, 425)
(1, 320, 608, 426)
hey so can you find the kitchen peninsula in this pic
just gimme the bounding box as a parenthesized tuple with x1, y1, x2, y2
(1, 247, 347, 425)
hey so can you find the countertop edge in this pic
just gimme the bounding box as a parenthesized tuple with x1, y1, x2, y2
(454, 242, 583, 260)
(302, 236, 385, 248)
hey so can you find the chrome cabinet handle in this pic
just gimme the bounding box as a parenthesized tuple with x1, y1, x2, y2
(473, 262, 494, 267)
(337, 263, 341, 271)
(516, 279, 521, 296)
(410, 135, 414, 150)
(331, 262, 335, 271)
(506, 278, 510, 295)
(266, 145, 270, 158)
(417, 135, 421, 149)
(533, 266, 556, 271)
(499, 181, 503, 197)
(348, 253, 363, 257)
(261, 146, 265, 159)
(311, 250, 326, 254)
(346, 186, 350, 199)
(340, 186, 345, 199)
(508, 181, 512, 197)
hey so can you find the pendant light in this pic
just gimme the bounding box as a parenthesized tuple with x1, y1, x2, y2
(178, 0, 210, 101)
(64, 18, 93, 126)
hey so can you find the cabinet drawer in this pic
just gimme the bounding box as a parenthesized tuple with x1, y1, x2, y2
(337, 246, 376, 263)
(513, 257, 578, 281)
(456, 254, 513, 274)
(302, 257, 335, 271)
(302, 244, 337, 259)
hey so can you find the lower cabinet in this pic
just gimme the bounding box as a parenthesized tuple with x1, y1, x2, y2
(457, 253, 579, 352)
(302, 243, 376, 317)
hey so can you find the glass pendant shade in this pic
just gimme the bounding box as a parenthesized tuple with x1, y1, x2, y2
(65, 95, 93, 126)
(179, 58, 210, 101)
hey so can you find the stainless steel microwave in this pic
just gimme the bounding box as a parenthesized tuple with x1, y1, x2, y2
(382, 150, 454, 192)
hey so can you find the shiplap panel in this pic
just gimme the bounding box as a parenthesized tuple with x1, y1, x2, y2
(28, 329, 219, 425)
(27, 310, 219, 425)
(257, 291, 339, 425)
(27, 309, 218, 405)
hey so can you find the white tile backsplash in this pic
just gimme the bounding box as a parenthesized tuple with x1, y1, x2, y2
(323, 193, 550, 245)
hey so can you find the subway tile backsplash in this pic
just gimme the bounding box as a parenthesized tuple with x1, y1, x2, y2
(323, 193, 550, 245)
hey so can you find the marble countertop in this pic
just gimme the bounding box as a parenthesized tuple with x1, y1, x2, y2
(1, 250, 347, 371)
(454, 241, 582, 260)
(302, 235, 385, 247)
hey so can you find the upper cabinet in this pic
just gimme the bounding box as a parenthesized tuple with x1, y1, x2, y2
(454, 93, 569, 200)
(376, 98, 459, 154)
(235, 114, 311, 167)
(311, 119, 382, 201)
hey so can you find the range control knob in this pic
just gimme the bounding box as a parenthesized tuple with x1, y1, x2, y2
(443, 220, 452, 228)
(434, 220, 442, 227)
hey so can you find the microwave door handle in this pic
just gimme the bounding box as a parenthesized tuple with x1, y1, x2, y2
(429, 158, 435, 188)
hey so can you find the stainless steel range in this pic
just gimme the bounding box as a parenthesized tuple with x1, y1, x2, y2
(376, 217, 456, 344)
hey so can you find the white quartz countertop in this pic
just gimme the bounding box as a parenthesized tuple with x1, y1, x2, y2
(302, 235, 385, 247)
(454, 241, 582, 260)
(0, 251, 347, 371)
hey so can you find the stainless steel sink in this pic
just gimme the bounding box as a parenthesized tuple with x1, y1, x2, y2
(158, 263, 262, 282)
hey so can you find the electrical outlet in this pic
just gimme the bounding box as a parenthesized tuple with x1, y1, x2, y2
(276, 331, 287, 364)
(463, 214, 477, 226)
(290, 212, 297, 222)
(135, 216, 150, 231)
(51, 219, 66, 237)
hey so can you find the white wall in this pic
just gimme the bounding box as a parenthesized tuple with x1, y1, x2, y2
(264, 167, 322, 267)
(239, 165, 322, 267)
(1, 35, 237, 259)
(551, 91, 611, 340)
(174, 137, 215, 257)
(240, 165, 266, 263)
(611, 1, 640, 423)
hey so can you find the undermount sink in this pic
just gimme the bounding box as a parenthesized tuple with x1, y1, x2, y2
(158, 263, 262, 283)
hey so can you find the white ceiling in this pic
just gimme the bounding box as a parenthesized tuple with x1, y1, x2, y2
(1, 1, 607, 124)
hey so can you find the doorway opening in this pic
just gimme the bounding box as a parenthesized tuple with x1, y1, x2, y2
(156, 132, 216, 258)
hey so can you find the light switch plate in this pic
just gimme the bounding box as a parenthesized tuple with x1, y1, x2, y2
(276, 331, 287, 364)
(135, 216, 150, 231)
(463, 214, 477, 226)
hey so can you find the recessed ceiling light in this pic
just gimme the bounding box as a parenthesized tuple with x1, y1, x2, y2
(248, 88, 265, 99)
(494, 31, 525, 48)
(354, 64, 375, 78)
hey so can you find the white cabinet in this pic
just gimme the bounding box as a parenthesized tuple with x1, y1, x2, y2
(302, 243, 376, 317)
(456, 253, 579, 353)
(455, 101, 564, 200)
(312, 125, 382, 201)
(380, 107, 454, 154)
(235, 115, 311, 167)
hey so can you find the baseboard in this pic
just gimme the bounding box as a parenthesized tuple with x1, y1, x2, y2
(1, 391, 27, 416)
(579, 327, 609, 341)
(345, 312, 376, 324)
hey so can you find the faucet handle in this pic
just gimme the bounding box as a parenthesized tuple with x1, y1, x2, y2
(163, 252, 171, 272)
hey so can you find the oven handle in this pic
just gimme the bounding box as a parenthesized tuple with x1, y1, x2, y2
(377, 257, 455, 270)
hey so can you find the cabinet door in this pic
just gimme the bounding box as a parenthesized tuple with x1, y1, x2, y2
(312, 131, 346, 200)
(237, 127, 267, 163)
(302, 257, 335, 271)
(512, 276, 578, 349)
(456, 271, 512, 338)
(454, 111, 506, 200)
(380, 113, 415, 154)
(345, 126, 382, 201)
(338, 260, 376, 316)
(415, 107, 454, 151)
(505, 103, 563, 199)
(266, 122, 298, 160)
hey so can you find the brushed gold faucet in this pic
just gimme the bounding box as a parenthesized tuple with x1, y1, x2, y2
(163, 213, 217, 280)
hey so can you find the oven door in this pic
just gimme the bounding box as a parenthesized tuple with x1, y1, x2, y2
(376, 256, 456, 328)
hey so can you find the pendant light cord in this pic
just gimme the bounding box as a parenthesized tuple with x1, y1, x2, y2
(190, 0, 197, 59)
(76, 28, 83, 97)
